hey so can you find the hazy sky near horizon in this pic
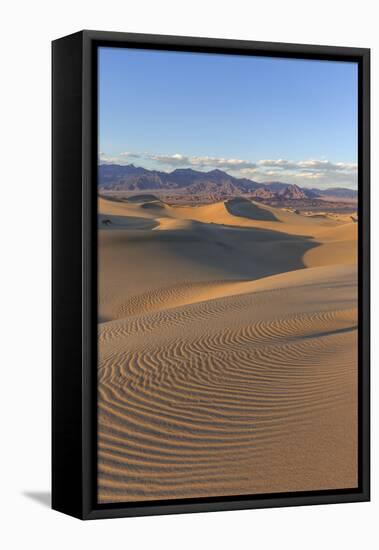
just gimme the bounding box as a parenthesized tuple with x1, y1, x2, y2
(98, 47, 358, 189)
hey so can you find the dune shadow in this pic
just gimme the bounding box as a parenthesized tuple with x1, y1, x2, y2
(225, 197, 280, 222)
(115, 218, 320, 283)
(126, 194, 160, 203)
(98, 194, 127, 203)
(98, 214, 159, 230)
(140, 201, 165, 211)
(23, 491, 51, 508)
(301, 325, 358, 341)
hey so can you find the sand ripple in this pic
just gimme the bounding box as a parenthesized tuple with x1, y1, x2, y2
(98, 272, 357, 503)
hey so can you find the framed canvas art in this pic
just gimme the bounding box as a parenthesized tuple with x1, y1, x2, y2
(52, 30, 370, 519)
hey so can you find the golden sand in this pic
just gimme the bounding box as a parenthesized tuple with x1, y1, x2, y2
(97, 196, 357, 503)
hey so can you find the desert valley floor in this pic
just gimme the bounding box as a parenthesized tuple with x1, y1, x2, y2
(97, 195, 358, 503)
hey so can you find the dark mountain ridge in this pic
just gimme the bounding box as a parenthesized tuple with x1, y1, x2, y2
(98, 163, 357, 200)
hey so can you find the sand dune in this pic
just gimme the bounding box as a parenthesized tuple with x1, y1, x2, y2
(97, 195, 358, 503)
(304, 222, 357, 267)
(99, 195, 341, 234)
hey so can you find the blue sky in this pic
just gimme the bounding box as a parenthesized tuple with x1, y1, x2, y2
(99, 47, 358, 189)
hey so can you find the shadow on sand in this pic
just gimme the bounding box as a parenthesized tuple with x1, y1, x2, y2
(225, 197, 280, 222)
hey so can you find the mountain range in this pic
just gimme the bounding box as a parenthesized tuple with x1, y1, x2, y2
(98, 164, 357, 200)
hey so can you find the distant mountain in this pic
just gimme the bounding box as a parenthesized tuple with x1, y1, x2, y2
(311, 187, 358, 199)
(99, 164, 149, 185)
(277, 184, 308, 200)
(263, 182, 318, 199)
(185, 180, 241, 196)
(262, 181, 291, 193)
(98, 164, 357, 200)
(98, 164, 261, 194)
(251, 187, 276, 199)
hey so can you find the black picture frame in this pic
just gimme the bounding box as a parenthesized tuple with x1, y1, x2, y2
(52, 30, 370, 520)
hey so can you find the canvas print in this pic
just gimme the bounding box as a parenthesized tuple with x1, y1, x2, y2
(97, 47, 358, 504)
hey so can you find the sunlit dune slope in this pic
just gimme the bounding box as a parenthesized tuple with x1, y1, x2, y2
(304, 222, 357, 267)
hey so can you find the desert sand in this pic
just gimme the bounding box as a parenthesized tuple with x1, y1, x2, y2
(97, 195, 358, 503)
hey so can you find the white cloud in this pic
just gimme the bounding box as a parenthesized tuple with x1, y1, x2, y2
(297, 160, 357, 172)
(251, 158, 358, 188)
(99, 151, 140, 165)
(98, 151, 357, 189)
(119, 151, 141, 158)
(147, 153, 256, 171)
(148, 153, 190, 165)
(258, 159, 299, 170)
(98, 152, 120, 164)
(258, 158, 357, 173)
(191, 156, 256, 170)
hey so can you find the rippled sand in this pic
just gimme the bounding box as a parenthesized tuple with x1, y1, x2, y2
(97, 196, 358, 503)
